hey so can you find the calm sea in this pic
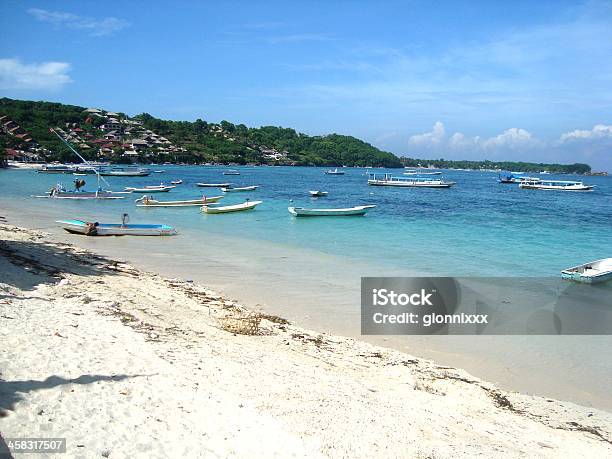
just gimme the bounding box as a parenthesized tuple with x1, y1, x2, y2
(1, 165, 611, 408)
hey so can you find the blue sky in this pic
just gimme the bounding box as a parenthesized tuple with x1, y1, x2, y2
(1, 0, 611, 170)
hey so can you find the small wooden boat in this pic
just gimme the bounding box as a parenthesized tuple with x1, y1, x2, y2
(125, 185, 176, 193)
(288, 205, 376, 217)
(57, 219, 177, 236)
(100, 167, 151, 177)
(519, 180, 594, 191)
(324, 168, 345, 175)
(201, 200, 262, 214)
(561, 258, 612, 284)
(196, 182, 231, 187)
(136, 195, 223, 207)
(223, 170, 241, 175)
(221, 185, 258, 192)
(309, 190, 328, 197)
(170, 179, 183, 185)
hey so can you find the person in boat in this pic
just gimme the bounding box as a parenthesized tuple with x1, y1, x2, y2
(85, 222, 99, 236)
(74, 179, 86, 191)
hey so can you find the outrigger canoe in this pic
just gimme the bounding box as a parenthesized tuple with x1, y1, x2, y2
(57, 219, 177, 236)
(288, 205, 376, 217)
(221, 186, 258, 192)
(201, 200, 262, 214)
(136, 195, 223, 207)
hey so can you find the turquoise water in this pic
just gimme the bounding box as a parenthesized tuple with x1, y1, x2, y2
(2, 166, 612, 408)
(2, 165, 610, 277)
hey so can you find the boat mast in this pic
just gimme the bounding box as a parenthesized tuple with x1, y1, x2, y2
(49, 128, 111, 195)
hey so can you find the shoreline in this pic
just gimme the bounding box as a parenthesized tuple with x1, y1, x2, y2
(1, 222, 611, 456)
(0, 194, 611, 410)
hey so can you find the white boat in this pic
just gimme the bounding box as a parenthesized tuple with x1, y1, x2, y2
(170, 179, 183, 185)
(201, 200, 262, 214)
(403, 170, 442, 176)
(309, 190, 328, 197)
(125, 185, 176, 193)
(288, 205, 376, 217)
(561, 258, 612, 284)
(153, 170, 165, 173)
(367, 173, 455, 188)
(136, 195, 223, 207)
(57, 219, 177, 236)
(196, 182, 231, 187)
(519, 180, 594, 191)
(100, 167, 151, 177)
(223, 170, 241, 175)
(324, 168, 345, 175)
(221, 185, 258, 192)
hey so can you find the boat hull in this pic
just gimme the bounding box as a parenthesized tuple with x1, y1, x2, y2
(202, 201, 262, 214)
(288, 205, 375, 216)
(57, 220, 177, 236)
(196, 183, 231, 187)
(221, 186, 258, 192)
(137, 196, 223, 207)
(368, 180, 454, 188)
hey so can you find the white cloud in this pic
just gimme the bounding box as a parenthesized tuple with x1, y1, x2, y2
(27, 8, 129, 36)
(482, 128, 539, 149)
(0, 58, 72, 91)
(560, 124, 612, 142)
(408, 122, 540, 151)
(408, 121, 445, 146)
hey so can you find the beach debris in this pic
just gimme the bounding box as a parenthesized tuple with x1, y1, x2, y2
(53, 330, 66, 338)
(220, 311, 262, 335)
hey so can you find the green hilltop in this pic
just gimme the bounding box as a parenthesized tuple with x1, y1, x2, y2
(0, 97, 592, 174)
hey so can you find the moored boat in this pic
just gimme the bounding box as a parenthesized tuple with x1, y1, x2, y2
(201, 200, 262, 214)
(136, 195, 223, 207)
(170, 179, 183, 185)
(223, 169, 241, 175)
(288, 205, 376, 217)
(57, 219, 177, 236)
(403, 170, 442, 176)
(309, 190, 328, 197)
(125, 185, 176, 193)
(367, 173, 455, 188)
(324, 168, 345, 175)
(99, 167, 151, 177)
(196, 182, 231, 187)
(561, 258, 612, 284)
(221, 185, 258, 192)
(519, 180, 594, 191)
(35, 184, 126, 200)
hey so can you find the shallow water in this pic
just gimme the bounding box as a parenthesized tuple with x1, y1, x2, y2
(1, 166, 611, 409)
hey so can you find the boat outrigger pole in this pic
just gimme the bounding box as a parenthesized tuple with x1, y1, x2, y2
(49, 128, 111, 194)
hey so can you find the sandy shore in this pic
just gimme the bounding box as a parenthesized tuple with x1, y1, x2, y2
(1, 222, 611, 457)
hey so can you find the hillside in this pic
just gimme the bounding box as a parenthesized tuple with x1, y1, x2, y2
(0, 98, 593, 173)
(0, 98, 401, 167)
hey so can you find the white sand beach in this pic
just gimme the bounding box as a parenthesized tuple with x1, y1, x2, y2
(1, 222, 611, 457)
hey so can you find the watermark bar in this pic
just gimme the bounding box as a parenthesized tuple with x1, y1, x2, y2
(1, 438, 66, 455)
(361, 277, 612, 335)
